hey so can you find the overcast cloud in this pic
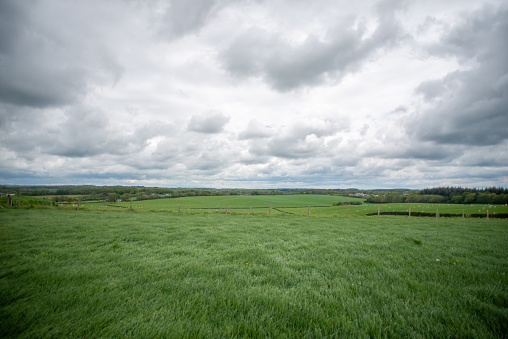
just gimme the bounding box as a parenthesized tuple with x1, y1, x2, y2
(0, 0, 507, 189)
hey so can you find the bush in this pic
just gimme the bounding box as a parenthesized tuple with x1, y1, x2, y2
(332, 201, 362, 206)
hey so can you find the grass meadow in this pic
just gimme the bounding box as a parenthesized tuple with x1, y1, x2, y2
(80, 194, 357, 214)
(60, 194, 508, 218)
(1, 208, 507, 337)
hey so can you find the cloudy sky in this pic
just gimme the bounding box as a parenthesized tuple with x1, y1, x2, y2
(1, 0, 507, 189)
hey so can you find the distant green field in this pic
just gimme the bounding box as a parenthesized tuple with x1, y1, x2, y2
(1, 210, 507, 337)
(80, 194, 362, 214)
(9, 194, 508, 218)
(78, 195, 507, 218)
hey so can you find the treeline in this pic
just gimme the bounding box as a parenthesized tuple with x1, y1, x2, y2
(1, 186, 369, 202)
(332, 201, 362, 206)
(419, 186, 508, 205)
(420, 186, 508, 196)
(366, 194, 416, 204)
(365, 186, 508, 205)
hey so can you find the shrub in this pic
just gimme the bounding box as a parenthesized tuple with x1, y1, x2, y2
(332, 201, 362, 206)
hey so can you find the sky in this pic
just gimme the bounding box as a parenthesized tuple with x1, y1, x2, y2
(0, 0, 507, 189)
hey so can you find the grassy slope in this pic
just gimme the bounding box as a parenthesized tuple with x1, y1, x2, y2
(1, 209, 507, 338)
(74, 194, 508, 217)
(82, 194, 359, 211)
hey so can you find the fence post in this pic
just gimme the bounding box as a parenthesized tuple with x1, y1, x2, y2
(18, 190, 20, 209)
(226, 201, 228, 215)
(308, 204, 310, 216)
(130, 198, 133, 212)
(487, 210, 489, 220)
(436, 208, 439, 218)
(269, 203, 271, 216)
(378, 205, 380, 216)
(78, 196, 81, 211)
(178, 200, 181, 213)
(409, 206, 411, 217)
(462, 209, 464, 218)
(345, 204, 348, 217)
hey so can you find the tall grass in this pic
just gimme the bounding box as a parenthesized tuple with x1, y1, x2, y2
(1, 209, 507, 337)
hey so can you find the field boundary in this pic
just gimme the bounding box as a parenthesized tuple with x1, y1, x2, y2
(366, 211, 508, 218)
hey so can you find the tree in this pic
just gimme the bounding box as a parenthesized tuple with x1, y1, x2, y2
(476, 192, 492, 204)
(464, 193, 476, 204)
(451, 195, 463, 204)
(492, 194, 508, 205)
(106, 193, 118, 202)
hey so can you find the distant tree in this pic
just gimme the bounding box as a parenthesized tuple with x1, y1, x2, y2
(492, 194, 508, 204)
(464, 193, 477, 204)
(476, 192, 492, 204)
(428, 195, 446, 203)
(451, 195, 464, 204)
(106, 193, 118, 202)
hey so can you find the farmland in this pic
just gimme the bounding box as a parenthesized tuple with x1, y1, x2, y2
(9, 193, 508, 218)
(1, 195, 507, 337)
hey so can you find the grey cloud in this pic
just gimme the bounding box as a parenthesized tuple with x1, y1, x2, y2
(427, 5, 502, 60)
(415, 72, 465, 102)
(238, 120, 273, 140)
(160, 0, 225, 39)
(184, 137, 238, 173)
(133, 121, 177, 144)
(0, 0, 29, 54)
(0, 57, 88, 108)
(409, 5, 508, 146)
(288, 119, 344, 138)
(0, 107, 56, 155)
(268, 134, 324, 159)
(0, 0, 124, 108)
(454, 143, 508, 167)
(238, 153, 271, 165)
(385, 143, 460, 161)
(187, 155, 227, 172)
(47, 107, 148, 158)
(188, 112, 230, 133)
(244, 118, 347, 160)
(50, 110, 110, 157)
(243, 118, 346, 160)
(300, 165, 334, 177)
(0, 105, 154, 160)
(219, 3, 406, 91)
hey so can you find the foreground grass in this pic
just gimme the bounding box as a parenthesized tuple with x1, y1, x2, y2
(1, 210, 507, 338)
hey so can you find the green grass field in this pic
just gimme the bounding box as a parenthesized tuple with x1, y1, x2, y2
(1, 209, 507, 337)
(53, 194, 508, 218)
(80, 194, 360, 214)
